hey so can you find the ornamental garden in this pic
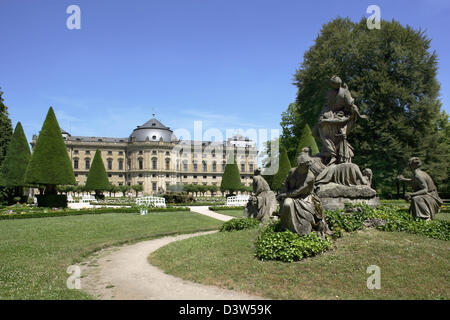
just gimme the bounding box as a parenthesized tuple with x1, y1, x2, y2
(0, 16, 449, 300)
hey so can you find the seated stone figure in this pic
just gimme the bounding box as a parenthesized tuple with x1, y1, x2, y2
(277, 152, 330, 237)
(398, 157, 442, 220)
(244, 168, 277, 223)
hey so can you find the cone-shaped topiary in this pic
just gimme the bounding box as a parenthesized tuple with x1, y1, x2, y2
(85, 149, 110, 198)
(271, 147, 291, 191)
(297, 124, 319, 156)
(25, 107, 75, 194)
(0, 122, 31, 198)
(220, 155, 243, 195)
(0, 88, 13, 168)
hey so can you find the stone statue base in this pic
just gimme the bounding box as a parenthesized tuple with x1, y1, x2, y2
(320, 196, 380, 211)
(316, 183, 376, 198)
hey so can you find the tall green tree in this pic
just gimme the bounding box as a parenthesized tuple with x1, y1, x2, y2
(0, 122, 31, 199)
(25, 107, 75, 194)
(85, 149, 110, 198)
(220, 155, 243, 195)
(271, 147, 291, 192)
(0, 88, 13, 167)
(281, 17, 449, 196)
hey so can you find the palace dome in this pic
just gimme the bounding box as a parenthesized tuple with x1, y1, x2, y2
(129, 117, 177, 142)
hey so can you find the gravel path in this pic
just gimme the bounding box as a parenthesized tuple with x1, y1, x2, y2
(78, 207, 263, 300)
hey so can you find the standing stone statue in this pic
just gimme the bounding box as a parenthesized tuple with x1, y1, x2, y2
(397, 157, 442, 220)
(244, 168, 277, 223)
(312, 75, 368, 166)
(277, 152, 330, 237)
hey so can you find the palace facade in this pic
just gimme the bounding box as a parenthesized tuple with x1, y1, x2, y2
(31, 117, 258, 194)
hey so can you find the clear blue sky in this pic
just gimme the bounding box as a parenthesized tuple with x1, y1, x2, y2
(1, 0, 449, 144)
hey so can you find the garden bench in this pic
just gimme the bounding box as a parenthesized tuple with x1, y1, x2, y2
(226, 195, 250, 207)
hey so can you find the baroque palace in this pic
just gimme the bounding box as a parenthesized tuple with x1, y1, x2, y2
(31, 116, 258, 194)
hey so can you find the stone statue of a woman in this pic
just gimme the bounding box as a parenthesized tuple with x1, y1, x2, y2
(277, 152, 330, 237)
(397, 157, 443, 220)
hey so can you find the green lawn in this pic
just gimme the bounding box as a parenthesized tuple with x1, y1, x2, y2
(0, 211, 221, 299)
(214, 209, 245, 218)
(150, 215, 450, 300)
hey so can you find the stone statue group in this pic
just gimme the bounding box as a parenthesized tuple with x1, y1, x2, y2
(244, 76, 443, 237)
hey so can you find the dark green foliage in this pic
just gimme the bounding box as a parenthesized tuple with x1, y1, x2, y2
(131, 184, 144, 197)
(24, 107, 75, 189)
(280, 18, 449, 196)
(325, 204, 450, 241)
(0, 122, 31, 189)
(220, 218, 260, 232)
(220, 155, 243, 194)
(36, 194, 68, 208)
(0, 88, 13, 168)
(85, 150, 110, 193)
(271, 147, 291, 191)
(255, 221, 333, 262)
(209, 205, 245, 211)
(163, 192, 194, 204)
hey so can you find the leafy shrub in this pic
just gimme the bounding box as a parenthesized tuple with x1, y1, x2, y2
(220, 218, 260, 232)
(163, 192, 194, 204)
(377, 209, 450, 241)
(255, 221, 332, 262)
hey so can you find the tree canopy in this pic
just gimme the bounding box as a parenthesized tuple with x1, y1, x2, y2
(85, 149, 110, 192)
(0, 122, 31, 188)
(24, 107, 75, 192)
(280, 17, 449, 196)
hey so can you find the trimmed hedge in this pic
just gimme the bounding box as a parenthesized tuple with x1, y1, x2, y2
(0, 206, 190, 220)
(220, 218, 260, 232)
(209, 206, 246, 211)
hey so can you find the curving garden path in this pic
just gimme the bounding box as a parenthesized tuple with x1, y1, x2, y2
(78, 206, 264, 300)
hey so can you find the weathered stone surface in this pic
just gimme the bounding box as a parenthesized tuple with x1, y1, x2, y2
(398, 157, 443, 220)
(320, 197, 380, 211)
(316, 183, 376, 199)
(244, 169, 277, 223)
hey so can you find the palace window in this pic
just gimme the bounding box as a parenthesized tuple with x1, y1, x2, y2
(152, 182, 157, 191)
(241, 163, 245, 172)
(165, 158, 170, 170)
(203, 161, 207, 172)
(138, 158, 143, 170)
(85, 150, 90, 155)
(85, 159, 90, 170)
(74, 158, 79, 169)
(74, 150, 79, 155)
(119, 151, 123, 155)
(152, 157, 157, 170)
(193, 161, 198, 172)
(107, 159, 113, 170)
(108, 151, 112, 155)
(222, 162, 226, 171)
(212, 161, 217, 172)
(152, 150, 157, 155)
(249, 163, 254, 172)
(118, 159, 124, 170)
(183, 161, 188, 171)
(139, 150, 143, 155)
